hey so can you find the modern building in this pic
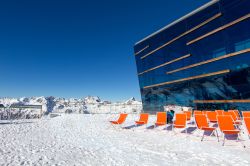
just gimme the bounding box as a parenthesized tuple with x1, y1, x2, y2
(134, 0, 250, 113)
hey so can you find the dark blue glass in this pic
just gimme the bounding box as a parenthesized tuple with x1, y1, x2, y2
(134, 0, 250, 113)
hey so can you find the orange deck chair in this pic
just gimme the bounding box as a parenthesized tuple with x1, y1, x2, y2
(173, 113, 187, 133)
(242, 111, 250, 118)
(217, 115, 241, 146)
(244, 117, 250, 139)
(202, 110, 209, 114)
(110, 113, 128, 129)
(195, 114, 219, 141)
(227, 111, 241, 125)
(184, 111, 192, 121)
(193, 110, 202, 116)
(215, 110, 224, 116)
(154, 112, 167, 128)
(135, 113, 149, 126)
(206, 111, 217, 123)
(228, 110, 241, 120)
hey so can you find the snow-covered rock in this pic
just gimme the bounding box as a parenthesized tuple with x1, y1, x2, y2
(124, 97, 142, 105)
(84, 96, 101, 104)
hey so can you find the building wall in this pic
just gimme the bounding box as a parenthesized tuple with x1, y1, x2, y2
(134, 0, 250, 113)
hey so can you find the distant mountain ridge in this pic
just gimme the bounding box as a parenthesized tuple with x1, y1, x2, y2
(0, 96, 142, 114)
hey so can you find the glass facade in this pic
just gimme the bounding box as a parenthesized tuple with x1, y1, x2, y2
(134, 0, 250, 113)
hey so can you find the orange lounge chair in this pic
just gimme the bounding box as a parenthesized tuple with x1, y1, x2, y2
(195, 114, 219, 141)
(206, 111, 217, 123)
(244, 117, 250, 139)
(202, 110, 208, 115)
(173, 113, 187, 133)
(215, 110, 224, 115)
(110, 113, 128, 129)
(193, 110, 202, 116)
(184, 111, 192, 121)
(228, 110, 241, 120)
(217, 115, 241, 146)
(242, 111, 250, 118)
(135, 113, 149, 126)
(227, 111, 241, 125)
(154, 112, 167, 128)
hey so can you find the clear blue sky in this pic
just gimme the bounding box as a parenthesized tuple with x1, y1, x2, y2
(0, 0, 209, 101)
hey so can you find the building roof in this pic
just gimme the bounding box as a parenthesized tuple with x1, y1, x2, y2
(135, 0, 219, 45)
(9, 104, 42, 109)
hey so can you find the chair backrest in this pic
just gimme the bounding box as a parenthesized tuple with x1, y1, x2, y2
(244, 117, 250, 135)
(228, 110, 240, 120)
(156, 112, 167, 124)
(206, 111, 217, 122)
(215, 110, 224, 115)
(242, 111, 250, 118)
(227, 111, 238, 121)
(184, 111, 192, 121)
(195, 114, 209, 129)
(138, 113, 149, 123)
(194, 110, 202, 116)
(117, 113, 128, 124)
(175, 113, 187, 126)
(202, 110, 209, 114)
(217, 115, 235, 131)
(223, 111, 231, 116)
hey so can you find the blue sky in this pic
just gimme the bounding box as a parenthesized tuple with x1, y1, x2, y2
(0, 0, 209, 101)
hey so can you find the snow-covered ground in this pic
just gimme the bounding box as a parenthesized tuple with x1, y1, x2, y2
(0, 114, 250, 166)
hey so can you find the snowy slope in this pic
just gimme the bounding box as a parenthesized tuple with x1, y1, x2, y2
(0, 114, 250, 165)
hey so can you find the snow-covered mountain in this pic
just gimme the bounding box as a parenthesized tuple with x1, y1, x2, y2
(0, 96, 142, 115)
(124, 97, 142, 105)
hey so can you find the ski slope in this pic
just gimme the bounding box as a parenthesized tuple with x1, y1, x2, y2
(0, 114, 250, 165)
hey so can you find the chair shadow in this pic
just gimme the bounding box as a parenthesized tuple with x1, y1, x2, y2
(123, 124, 140, 129)
(225, 134, 239, 140)
(212, 123, 218, 127)
(146, 125, 156, 129)
(203, 130, 214, 136)
(163, 125, 172, 131)
(181, 127, 197, 134)
(0, 121, 34, 125)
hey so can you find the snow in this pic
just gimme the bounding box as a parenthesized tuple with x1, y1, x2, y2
(1, 114, 250, 166)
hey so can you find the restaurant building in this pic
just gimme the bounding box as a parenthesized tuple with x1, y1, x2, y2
(134, 0, 250, 113)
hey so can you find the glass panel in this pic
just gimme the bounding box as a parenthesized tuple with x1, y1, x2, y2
(134, 0, 250, 112)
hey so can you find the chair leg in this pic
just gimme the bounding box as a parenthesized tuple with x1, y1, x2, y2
(201, 131, 205, 141)
(109, 123, 121, 131)
(110, 124, 116, 130)
(209, 130, 214, 136)
(215, 130, 219, 142)
(236, 133, 239, 141)
(172, 125, 175, 134)
(238, 133, 246, 148)
(222, 134, 226, 146)
(120, 123, 125, 130)
(154, 124, 161, 130)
